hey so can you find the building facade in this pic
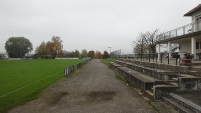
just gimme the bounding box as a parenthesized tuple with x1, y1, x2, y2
(156, 4, 201, 60)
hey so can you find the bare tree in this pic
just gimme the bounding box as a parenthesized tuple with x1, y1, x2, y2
(146, 29, 158, 54)
(133, 32, 148, 59)
(133, 29, 159, 60)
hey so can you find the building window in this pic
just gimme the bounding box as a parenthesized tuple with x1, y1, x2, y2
(196, 42, 199, 49)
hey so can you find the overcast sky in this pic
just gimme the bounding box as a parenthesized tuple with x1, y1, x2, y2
(0, 0, 200, 54)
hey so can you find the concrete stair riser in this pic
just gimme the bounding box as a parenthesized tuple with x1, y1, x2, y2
(165, 93, 201, 113)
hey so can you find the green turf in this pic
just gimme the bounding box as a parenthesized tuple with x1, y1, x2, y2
(0, 59, 84, 113)
(101, 58, 116, 64)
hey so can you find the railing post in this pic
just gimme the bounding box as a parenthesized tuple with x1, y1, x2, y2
(183, 26, 185, 35)
(192, 23, 194, 32)
(149, 53, 150, 62)
(168, 54, 169, 64)
(156, 53, 157, 63)
(160, 53, 162, 63)
(153, 53, 154, 63)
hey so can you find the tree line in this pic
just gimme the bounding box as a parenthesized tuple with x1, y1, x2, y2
(4, 36, 109, 59)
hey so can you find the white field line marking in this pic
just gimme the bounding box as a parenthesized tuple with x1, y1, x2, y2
(0, 71, 62, 98)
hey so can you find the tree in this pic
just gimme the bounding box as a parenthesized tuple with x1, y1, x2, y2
(87, 50, 95, 59)
(35, 41, 47, 58)
(35, 36, 63, 59)
(74, 50, 80, 58)
(133, 29, 158, 59)
(95, 51, 102, 59)
(102, 51, 109, 59)
(5, 37, 33, 58)
(81, 49, 87, 58)
(51, 36, 63, 58)
(133, 33, 148, 59)
(146, 29, 158, 54)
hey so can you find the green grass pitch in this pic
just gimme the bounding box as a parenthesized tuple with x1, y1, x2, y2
(0, 59, 84, 113)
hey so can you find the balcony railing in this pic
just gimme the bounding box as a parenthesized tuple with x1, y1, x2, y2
(156, 19, 201, 42)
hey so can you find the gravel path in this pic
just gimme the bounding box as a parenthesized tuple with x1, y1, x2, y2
(9, 59, 175, 113)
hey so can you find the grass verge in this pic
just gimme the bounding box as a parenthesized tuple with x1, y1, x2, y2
(147, 100, 160, 113)
(101, 58, 115, 65)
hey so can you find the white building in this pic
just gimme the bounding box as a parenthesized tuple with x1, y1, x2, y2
(156, 4, 201, 60)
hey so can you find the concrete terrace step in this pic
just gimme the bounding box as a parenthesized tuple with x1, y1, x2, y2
(115, 66, 156, 91)
(118, 66, 156, 83)
(153, 85, 178, 99)
(162, 97, 194, 113)
(180, 74, 201, 78)
(116, 60, 178, 80)
(109, 62, 123, 70)
(113, 59, 201, 100)
(172, 77, 178, 80)
(170, 83, 179, 86)
(145, 90, 154, 99)
(183, 70, 201, 77)
(166, 93, 201, 113)
(155, 80, 178, 85)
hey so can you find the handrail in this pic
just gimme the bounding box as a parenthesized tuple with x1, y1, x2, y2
(156, 20, 201, 42)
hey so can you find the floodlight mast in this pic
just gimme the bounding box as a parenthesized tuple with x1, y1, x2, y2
(107, 47, 112, 54)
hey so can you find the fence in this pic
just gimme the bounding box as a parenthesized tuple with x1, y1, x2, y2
(76, 60, 88, 69)
(64, 58, 91, 76)
(112, 52, 194, 66)
(64, 66, 75, 76)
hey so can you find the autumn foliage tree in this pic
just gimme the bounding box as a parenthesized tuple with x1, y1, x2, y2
(81, 49, 87, 58)
(102, 51, 109, 59)
(95, 51, 102, 59)
(87, 50, 95, 59)
(35, 36, 63, 59)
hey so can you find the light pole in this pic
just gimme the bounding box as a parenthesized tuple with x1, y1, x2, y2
(107, 47, 112, 54)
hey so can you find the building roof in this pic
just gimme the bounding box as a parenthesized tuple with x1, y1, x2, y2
(184, 4, 201, 16)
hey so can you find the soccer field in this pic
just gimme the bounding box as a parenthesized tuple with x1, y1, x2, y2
(0, 59, 85, 113)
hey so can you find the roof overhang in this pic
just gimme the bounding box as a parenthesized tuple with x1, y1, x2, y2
(184, 4, 201, 16)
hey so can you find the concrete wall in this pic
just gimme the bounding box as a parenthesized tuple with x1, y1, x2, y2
(179, 78, 201, 91)
(180, 41, 191, 54)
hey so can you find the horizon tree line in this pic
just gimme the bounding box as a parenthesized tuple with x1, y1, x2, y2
(3, 36, 113, 59)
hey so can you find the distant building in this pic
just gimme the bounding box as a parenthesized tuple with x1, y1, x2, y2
(156, 4, 201, 59)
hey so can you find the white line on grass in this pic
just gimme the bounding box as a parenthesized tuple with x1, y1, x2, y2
(0, 71, 62, 98)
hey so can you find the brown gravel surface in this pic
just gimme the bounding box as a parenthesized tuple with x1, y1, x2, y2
(9, 59, 176, 113)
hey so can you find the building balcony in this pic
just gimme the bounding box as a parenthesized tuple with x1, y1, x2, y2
(156, 20, 201, 43)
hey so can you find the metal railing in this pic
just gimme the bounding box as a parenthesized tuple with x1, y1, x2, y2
(113, 52, 196, 66)
(156, 20, 201, 42)
(64, 66, 75, 76)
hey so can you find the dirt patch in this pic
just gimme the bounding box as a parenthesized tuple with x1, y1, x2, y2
(47, 91, 69, 105)
(85, 91, 116, 102)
